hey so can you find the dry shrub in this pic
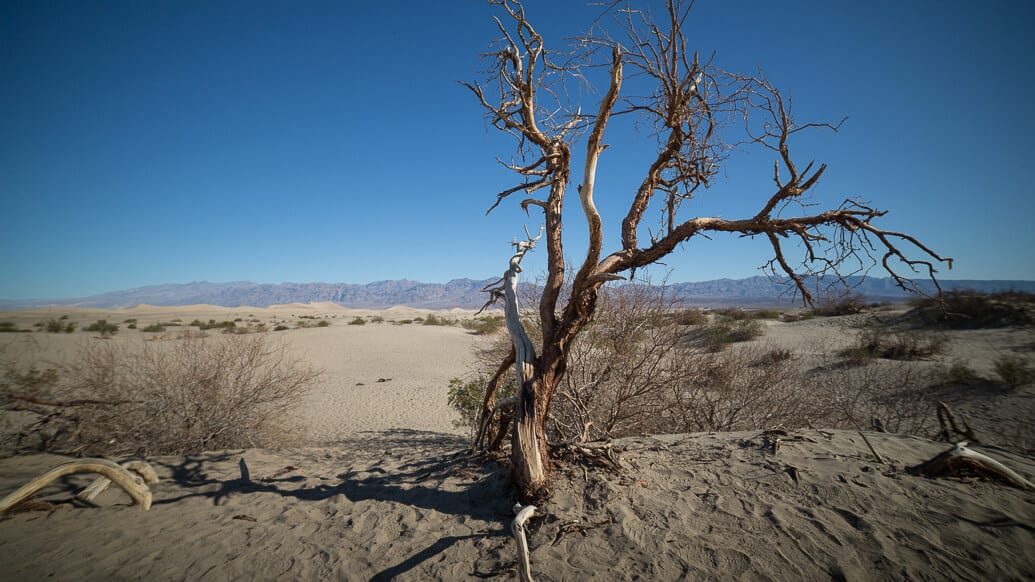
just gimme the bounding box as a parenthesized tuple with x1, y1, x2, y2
(668, 344, 811, 433)
(908, 289, 1034, 328)
(993, 353, 1034, 388)
(813, 361, 933, 435)
(839, 326, 946, 364)
(811, 293, 867, 317)
(69, 334, 320, 456)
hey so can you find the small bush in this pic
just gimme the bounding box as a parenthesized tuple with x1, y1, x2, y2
(84, 319, 119, 336)
(839, 327, 945, 364)
(939, 360, 983, 386)
(0, 322, 29, 333)
(909, 289, 1034, 328)
(781, 311, 815, 323)
(422, 314, 454, 326)
(273, 324, 290, 332)
(370, 315, 385, 324)
(702, 318, 765, 351)
(317, 320, 330, 327)
(141, 323, 166, 333)
(669, 309, 709, 326)
(44, 319, 76, 333)
(348, 317, 367, 326)
(462, 316, 505, 335)
(993, 354, 1034, 388)
(812, 293, 867, 317)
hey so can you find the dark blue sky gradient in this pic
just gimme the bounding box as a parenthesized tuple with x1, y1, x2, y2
(2, 1, 1033, 299)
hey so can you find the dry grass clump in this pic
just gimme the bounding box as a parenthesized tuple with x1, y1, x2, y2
(2, 335, 320, 456)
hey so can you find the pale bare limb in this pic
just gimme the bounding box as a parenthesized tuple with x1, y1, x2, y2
(0, 458, 153, 513)
(77, 460, 159, 504)
(511, 503, 537, 582)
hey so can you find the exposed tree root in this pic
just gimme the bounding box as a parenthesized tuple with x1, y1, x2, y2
(911, 442, 1034, 491)
(551, 441, 624, 473)
(0, 458, 154, 513)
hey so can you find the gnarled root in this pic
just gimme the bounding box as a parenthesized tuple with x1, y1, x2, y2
(0, 458, 154, 513)
(911, 442, 1034, 491)
(511, 503, 537, 582)
(77, 460, 159, 504)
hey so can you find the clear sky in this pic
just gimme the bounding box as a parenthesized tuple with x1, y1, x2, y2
(2, 0, 1033, 299)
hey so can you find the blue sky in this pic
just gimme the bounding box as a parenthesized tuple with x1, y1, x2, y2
(2, 0, 1033, 299)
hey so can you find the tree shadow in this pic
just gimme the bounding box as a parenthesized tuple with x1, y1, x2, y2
(150, 430, 513, 522)
(143, 430, 515, 580)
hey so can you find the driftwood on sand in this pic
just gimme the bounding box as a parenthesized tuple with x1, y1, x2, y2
(912, 442, 1034, 491)
(0, 458, 156, 513)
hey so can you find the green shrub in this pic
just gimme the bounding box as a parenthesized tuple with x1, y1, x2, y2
(0, 322, 29, 333)
(370, 315, 385, 324)
(85, 319, 119, 336)
(993, 354, 1034, 388)
(422, 314, 454, 326)
(273, 324, 290, 332)
(462, 315, 505, 335)
(317, 320, 330, 327)
(190, 319, 236, 331)
(123, 318, 137, 324)
(141, 323, 166, 332)
(45, 319, 66, 333)
(447, 375, 516, 432)
(348, 317, 367, 326)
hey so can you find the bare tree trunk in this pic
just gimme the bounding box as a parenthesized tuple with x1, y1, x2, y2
(498, 229, 551, 502)
(481, 226, 553, 501)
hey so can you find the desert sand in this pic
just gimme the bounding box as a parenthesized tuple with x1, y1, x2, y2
(0, 303, 1033, 580)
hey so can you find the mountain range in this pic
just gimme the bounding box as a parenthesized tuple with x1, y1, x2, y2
(3, 277, 1034, 311)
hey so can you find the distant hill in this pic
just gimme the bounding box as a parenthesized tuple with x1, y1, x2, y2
(2, 277, 1033, 311)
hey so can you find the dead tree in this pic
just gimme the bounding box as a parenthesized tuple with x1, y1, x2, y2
(466, 0, 951, 502)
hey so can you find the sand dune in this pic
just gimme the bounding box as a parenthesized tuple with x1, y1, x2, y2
(1, 304, 1033, 580)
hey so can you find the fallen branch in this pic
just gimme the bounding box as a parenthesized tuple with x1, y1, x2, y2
(911, 442, 1034, 491)
(77, 460, 159, 503)
(0, 458, 154, 513)
(857, 430, 886, 464)
(511, 503, 537, 582)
